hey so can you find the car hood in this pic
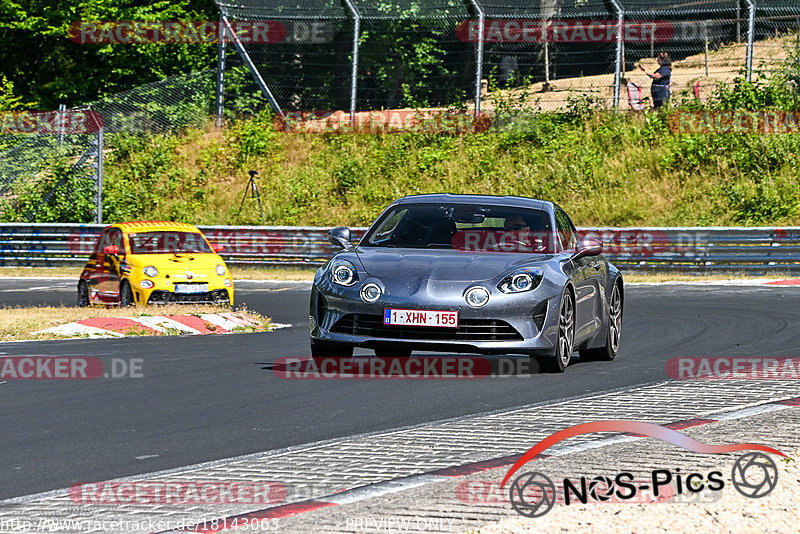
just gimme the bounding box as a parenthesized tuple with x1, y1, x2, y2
(125, 253, 224, 271)
(354, 247, 550, 282)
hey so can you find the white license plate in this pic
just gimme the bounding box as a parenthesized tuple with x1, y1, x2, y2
(174, 283, 208, 294)
(384, 308, 458, 328)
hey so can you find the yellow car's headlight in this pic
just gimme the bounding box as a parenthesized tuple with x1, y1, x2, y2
(216, 264, 226, 276)
(143, 266, 158, 277)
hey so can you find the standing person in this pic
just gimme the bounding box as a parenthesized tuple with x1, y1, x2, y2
(639, 52, 672, 109)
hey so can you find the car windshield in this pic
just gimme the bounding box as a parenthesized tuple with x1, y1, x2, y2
(361, 203, 555, 253)
(127, 231, 213, 254)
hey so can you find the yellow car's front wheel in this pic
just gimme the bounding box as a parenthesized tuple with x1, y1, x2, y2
(120, 281, 135, 307)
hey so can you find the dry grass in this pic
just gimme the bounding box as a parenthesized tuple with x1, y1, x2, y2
(0, 304, 271, 342)
(228, 266, 316, 281)
(623, 272, 796, 283)
(0, 266, 83, 278)
(0, 266, 317, 281)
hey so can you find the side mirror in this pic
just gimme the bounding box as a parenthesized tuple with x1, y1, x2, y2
(102, 245, 120, 255)
(327, 227, 352, 249)
(573, 237, 603, 260)
(212, 243, 225, 253)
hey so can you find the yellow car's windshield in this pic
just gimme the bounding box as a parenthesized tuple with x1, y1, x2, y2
(127, 231, 212, 254)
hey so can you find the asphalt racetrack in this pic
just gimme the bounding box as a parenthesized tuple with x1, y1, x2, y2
(1, 279, 797, 500)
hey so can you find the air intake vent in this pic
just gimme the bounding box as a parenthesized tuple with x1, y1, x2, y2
(331, 314, 523, 342)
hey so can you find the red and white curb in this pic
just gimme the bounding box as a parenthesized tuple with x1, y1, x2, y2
(34, 313, 278, 338)
(158, 395, 800, 533)
(764, 278, 800, 286)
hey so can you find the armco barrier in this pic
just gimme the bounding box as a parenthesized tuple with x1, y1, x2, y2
(0, 224, 799, 273)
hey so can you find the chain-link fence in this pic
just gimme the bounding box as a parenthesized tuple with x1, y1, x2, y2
(0, 70, 248, 224)
(0, 65, 274, 224)
(89, 70, 215, 135)
(214, 0, 800, 115)
(0, 110, 103, 223)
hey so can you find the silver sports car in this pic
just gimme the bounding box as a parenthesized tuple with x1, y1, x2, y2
(309, 194, 623, 372)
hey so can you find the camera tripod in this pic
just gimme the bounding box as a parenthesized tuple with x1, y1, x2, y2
(236, 170, 265, 223)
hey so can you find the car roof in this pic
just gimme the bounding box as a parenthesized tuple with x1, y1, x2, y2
(394, 194, 551, 211)
(109, 221, 202, 234)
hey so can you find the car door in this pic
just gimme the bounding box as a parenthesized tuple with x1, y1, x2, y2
(555, 208, 597, 344)
(566, 211, 605, 338)
(86, 229, 109, 303)
(91, 228, 125, 302)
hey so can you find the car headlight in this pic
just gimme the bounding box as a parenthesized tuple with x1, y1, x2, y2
(216, 264, 227, 276)
(140, 279, 154, 289)
(465, 286, 490, 308)
(330, 260, 358, 286)
(497, 267, 544, 294)
(143, 266, 158, 278)
(360, 283, 382, 303)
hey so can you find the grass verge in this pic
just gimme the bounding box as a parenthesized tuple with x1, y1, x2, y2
(0, 266, 318, 281)
(622, 272, 798, 283)
(0, 304, 272, 342)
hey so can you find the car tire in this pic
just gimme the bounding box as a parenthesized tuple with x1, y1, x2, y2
(535, 289, 575, 373)
(310, 339, 354, 360)
(374, 345, 413, 358)
(77, 281, 90, 307)
(120, 281, 135, 307)
(580, 283, 622, 362)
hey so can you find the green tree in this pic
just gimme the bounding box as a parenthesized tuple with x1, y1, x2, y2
(0, 0, 218, 109)
(0, 74, 26, 110)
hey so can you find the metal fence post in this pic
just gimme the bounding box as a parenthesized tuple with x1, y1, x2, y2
(745, 0, 756, 82)
(542, 19, 551, 87)
(610, 0, 624, 109)
(736, 1, 742, 42)
(343, 0, 361, 121)
(221, 13, 285, 118)
(215, 19, 226, 128)
(704, 21, 710, 77)
(96, 126, 103, 224)
(58, 103, 65, 147)
(467, 0, 485, 114)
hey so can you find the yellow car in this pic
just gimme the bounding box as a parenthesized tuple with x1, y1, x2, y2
(77, 221, 234, 307)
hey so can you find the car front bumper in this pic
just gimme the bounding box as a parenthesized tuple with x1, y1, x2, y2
(309, 277, 564, 356)
(145, 288, 233, 305)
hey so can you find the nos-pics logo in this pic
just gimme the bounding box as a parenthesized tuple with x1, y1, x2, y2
(501, 420, 783, 518)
